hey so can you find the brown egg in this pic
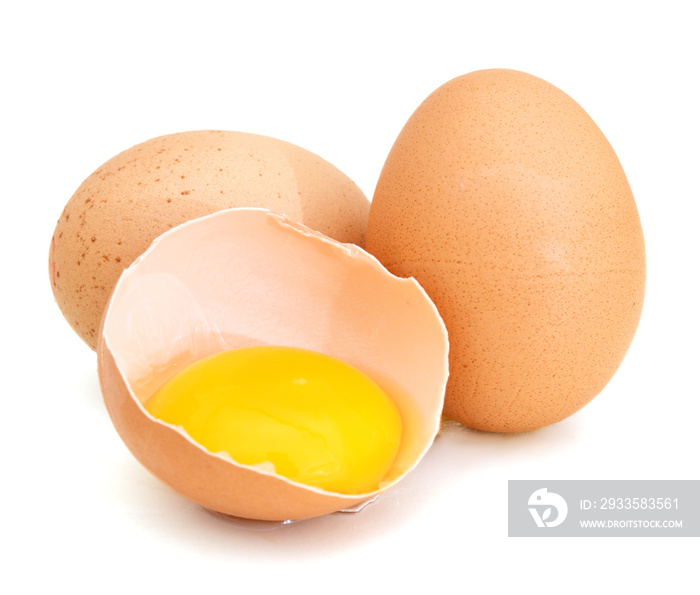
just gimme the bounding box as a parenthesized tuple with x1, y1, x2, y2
(50, 130, 369, 350)
(367, 69, 645, 433)
(98, 208, 448, 521)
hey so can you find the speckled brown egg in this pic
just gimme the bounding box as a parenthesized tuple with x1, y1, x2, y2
(367, 69, 645, 433)
(50, 130, 369, 350)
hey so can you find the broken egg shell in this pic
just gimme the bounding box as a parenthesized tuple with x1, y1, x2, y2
(97, 208, 448, 521)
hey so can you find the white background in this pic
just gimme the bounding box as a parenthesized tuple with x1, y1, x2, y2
(4, 1, 698, 592)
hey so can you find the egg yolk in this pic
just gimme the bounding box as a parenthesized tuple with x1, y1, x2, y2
(145, 346, 403, 495)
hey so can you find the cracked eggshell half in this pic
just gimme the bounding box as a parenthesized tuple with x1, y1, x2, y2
(97, 208, 448, 521)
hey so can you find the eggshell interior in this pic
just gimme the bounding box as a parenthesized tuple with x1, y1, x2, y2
(98, 208, 448, 521)
(51, 130, 370, 350)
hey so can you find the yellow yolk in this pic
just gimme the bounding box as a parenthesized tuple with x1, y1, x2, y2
(145, 346, 403, 495)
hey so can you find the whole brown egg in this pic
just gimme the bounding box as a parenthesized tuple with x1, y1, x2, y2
(367, 69, 645, 433)
(49, 130, 370, 350)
